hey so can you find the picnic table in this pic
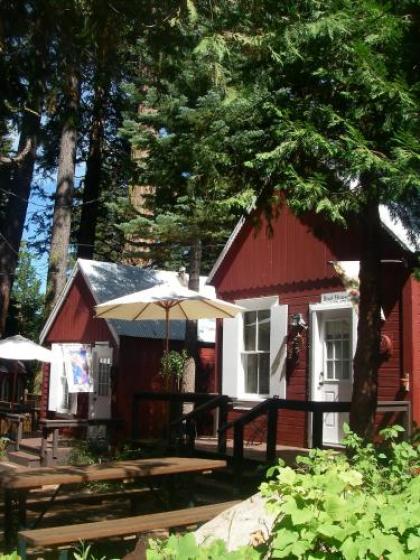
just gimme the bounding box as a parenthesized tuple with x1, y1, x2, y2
(1, 456, 227, 545)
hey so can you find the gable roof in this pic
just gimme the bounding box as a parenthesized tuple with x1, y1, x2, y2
(207, 204, 419, 285)
(40, 259, 215, 344)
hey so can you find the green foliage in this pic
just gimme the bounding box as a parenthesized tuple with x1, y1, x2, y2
(73, 542, 107, 560)
(260, 425, 420, 559)
(119, 3, 255, 273)
(147, 533, 260, 560)
(0, 436, 9, 457)
(145, 425, 420, 559)
(160, 350, 189, 390)
(5, 244, 44, 340)
(0, 552, 20, 560)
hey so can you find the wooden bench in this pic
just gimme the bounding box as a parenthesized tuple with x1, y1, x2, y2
(2, 456, 228, 545)
(18, 500, 240, 559)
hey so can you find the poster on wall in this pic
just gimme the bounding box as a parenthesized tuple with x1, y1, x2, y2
(63, 344, 94, 393)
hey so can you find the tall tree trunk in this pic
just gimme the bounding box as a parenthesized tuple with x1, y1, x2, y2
(76, 82, 107, 259)
(0, 108, 40, 334)
(350, 201, 382, 439)
(183, 238, 202, 394)
(45, 72, 79, 313)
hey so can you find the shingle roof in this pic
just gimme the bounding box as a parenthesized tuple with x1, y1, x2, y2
(41, 260, 215, 344)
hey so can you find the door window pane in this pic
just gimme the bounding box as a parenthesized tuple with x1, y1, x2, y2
(324, 319, 352, 382)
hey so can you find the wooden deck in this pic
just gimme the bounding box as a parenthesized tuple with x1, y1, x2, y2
(195, 437, 308, 464)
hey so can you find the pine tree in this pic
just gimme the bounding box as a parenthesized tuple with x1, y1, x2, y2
(6, 244, 44, 340)
(212, 0, 420, 438)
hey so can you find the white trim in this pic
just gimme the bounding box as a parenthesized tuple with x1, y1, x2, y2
(39, 263, 79, 344)
(309, 302, 357, 446)
(39, 260, 119, 347)
(232, 295, 285, 400)
(207, 212, 252, 285)
(207, 204, 417, 286)
(235, 296, 279, 309)
(78, 262, 119, 346)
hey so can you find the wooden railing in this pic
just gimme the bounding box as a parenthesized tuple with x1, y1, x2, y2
(0, 401, 41, 449)
(39, 417, 122, 466)
(218, 398, 412, 465)
(131, 391, 229, 441)
(170, 394, 232, 454)
(0, 411, 26, 451)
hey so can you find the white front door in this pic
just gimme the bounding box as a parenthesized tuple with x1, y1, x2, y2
(88, 343, 113, 439)
(310, 304, 356, 446)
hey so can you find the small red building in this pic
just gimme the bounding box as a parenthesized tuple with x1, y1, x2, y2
(208, 204, 420, 448)
(40, 259, 216, 438)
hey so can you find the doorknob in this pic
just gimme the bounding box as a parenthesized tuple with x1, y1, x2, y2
(319, 371, 324, 386)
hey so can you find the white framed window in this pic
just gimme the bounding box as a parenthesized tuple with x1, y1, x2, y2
(222, 296, 288, 401)
(242, 309, 271, 395)
(96, 357, 111, 397)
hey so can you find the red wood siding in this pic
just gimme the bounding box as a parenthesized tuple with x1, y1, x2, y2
(411, 277, 420, 424)
(403, 276, 420, 424)
(45, 273, 115, 346)
(42, 272, 116, 420)
(214, 205, 410, 447)
(117, 336, 216, 438)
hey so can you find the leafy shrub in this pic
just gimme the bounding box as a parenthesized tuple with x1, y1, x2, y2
(147, 425, 420, 559)
(160, 350, 189, 390)
(0, 553, 20, 560)
(260, 425, 420, 559)
(147, 533, 260, 559)
(0, 436, 9, 457)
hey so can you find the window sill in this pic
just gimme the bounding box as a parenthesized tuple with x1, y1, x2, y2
(233, 397, 269, 410)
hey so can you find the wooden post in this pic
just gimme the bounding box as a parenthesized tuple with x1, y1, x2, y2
(266, 405, 278, 464)
(233, 424, 244, 463)
(16, 417, 23, 451)
(52, 428, 59, 460)
(185, 417, 195, 454)
(4, 489, 14, 548)
(233, 424, 244, 486)
(312, 409, 324, 449)
(217, 400, 228, 454)
(40, 427, 48, 466)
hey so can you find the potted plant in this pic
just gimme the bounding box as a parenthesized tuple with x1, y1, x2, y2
(160, 350, 189, 392)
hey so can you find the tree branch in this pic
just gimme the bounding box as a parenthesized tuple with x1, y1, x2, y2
(0, 137, 33, 166)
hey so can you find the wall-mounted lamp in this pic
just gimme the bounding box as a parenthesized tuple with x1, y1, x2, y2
(287, 313, 308, 362)
(289, 313, 308, 329)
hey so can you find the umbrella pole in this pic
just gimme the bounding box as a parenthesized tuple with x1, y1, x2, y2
(165, 307, 169, 354)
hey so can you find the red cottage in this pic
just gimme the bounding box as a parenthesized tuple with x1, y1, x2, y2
(208, 204, 420, 448)
(40, 259, 216, 439)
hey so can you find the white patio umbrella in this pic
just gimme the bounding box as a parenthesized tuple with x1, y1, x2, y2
(95, 284, 245, 352)
(0, 334, 53, 362)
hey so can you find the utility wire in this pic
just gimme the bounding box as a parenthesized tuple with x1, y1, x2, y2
(0, 186, 101, 209)
(0, 231, 19, 256)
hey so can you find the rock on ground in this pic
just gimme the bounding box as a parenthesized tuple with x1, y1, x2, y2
(194, 493, 275, 551)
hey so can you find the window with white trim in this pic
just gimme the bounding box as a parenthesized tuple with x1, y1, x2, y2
(96, 357, 111, 397)
(242, 309, 271, 395)
(324, 319, 352, 381)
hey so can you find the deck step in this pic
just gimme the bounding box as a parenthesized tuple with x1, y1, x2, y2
(7, 450, 41, 468)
